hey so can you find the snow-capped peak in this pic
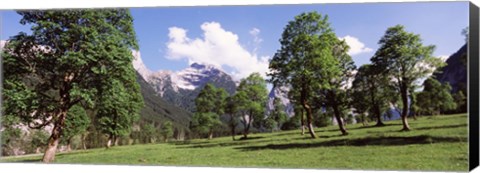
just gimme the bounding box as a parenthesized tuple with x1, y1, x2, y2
(174, 62, 223, 90)
(131, 50, 231, 93)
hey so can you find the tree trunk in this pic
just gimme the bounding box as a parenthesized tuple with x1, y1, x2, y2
(208, 130, 213, 140)
(66, 137, 72, 152)
(332, 104, 348, 135)
(302, 102, 317, 138)
(113, 135, 118, 146)
(81, 133, 87, 150)
(42, 109, 68, 163)
(243, 112, 252, 139)
(374, 105, 385, 126)
(300, 86, 316, 138)
(243, 124, 249, 139)
(231, 124, 236, 141)
(300, 109, 305, 135)
(106, 134, 113, 149)
(400, 85, 411, 131)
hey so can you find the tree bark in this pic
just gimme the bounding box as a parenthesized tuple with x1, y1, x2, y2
(369, 85, 385, 126)
(243, 111, 252, 139)
(300, 86, 316, 138)
(329, 91, 348, 135)
(231, 124, 236, 141)
(374, 105, 385, 126)
(81, 133, 87, 150)
(332, 104, 348, 135)
(42, 109, 68, 163)
(400, 85, 411, 131)
(300, 108, 305, 135)
(66, 137, 72, 152)
(113, 135, 118, 146)
(208, 130, 213, 140)
(302, 102, 317, 138)
(106, 134, 113, 149)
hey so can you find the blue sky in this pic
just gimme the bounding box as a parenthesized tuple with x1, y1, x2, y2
(1, 2, 469, 80)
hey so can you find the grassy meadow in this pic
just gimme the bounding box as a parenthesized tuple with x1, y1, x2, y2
(1, 114, 468, 172)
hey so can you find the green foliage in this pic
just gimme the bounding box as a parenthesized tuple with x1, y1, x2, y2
(263, 117, 278, 132)
(142, 123, 156, 143)
(192, 84, 227, 138)
(62, 105, 91, 144)
(416, 78, 457, 115)
(371, 25, 444, 130)
(281, 111, 302, 130)
(346, 114, 354, 125)
(191, 112, 223, 136)
(453, 90, 467, 113)
(1, 127, 22, 156)
(223, 95, 240, 139)
(96, 79, 143, 140)
(2, 9, 140, 127)
(268, 11, 354, 136)
(269, 98, 288, 129)
(351, 64, 394, 125)
(2, 9, 142, 160)
(29, 130, 49, 153)
(160, 121, 174, 142)
(268, 11, 341, 90)
(236, 73, 268, 136)
(313, 109, 331, 127)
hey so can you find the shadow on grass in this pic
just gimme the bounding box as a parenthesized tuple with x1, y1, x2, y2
(352, 123, 403, 130)
(271, 131, 303, 137)
(238, 136, 265, 140)
(366, 124, 468, 135)
(176, 136, 268, 149)
(235, 135, 467, 151)
(173, 141, 211, 146)
(415, 124, 467, 131)
(6, 158, 41, 163)
(314, 123, 403, 134)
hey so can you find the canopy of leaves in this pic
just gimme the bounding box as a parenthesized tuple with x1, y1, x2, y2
(416, 78, 456, 115)
(2, 9, 140, 130)
(268, 11, 342, 95)
(62, 105, 91, 142)
(270, 97, 288, 129)
(160, 121, 174, 141)
(192, 84, 227, 136)
(236, 73, 268, 128)
(96, 78, 143, 138)
(191, 112, 223, 135)
(351, 64, 394, 117)
(371, 25, 444, 91)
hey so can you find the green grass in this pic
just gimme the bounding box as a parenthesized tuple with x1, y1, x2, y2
(2, 114, 468, 172)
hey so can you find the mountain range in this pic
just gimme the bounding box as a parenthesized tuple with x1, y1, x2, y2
(434, 43, 467, 93)
(132, 51, 237, 113)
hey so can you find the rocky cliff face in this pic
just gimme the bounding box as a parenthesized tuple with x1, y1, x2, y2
(266, 87, 295, 117)
(434, 44, 467, 93)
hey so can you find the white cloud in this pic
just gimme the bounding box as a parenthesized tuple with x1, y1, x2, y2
(249, 28, 263, 52)
(166, 22, 269, 80)
(340, 35, 373, 56)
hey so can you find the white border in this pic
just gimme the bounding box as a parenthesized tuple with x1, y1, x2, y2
(0, 0, 472, 10)
(0, 0, 477, 173)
